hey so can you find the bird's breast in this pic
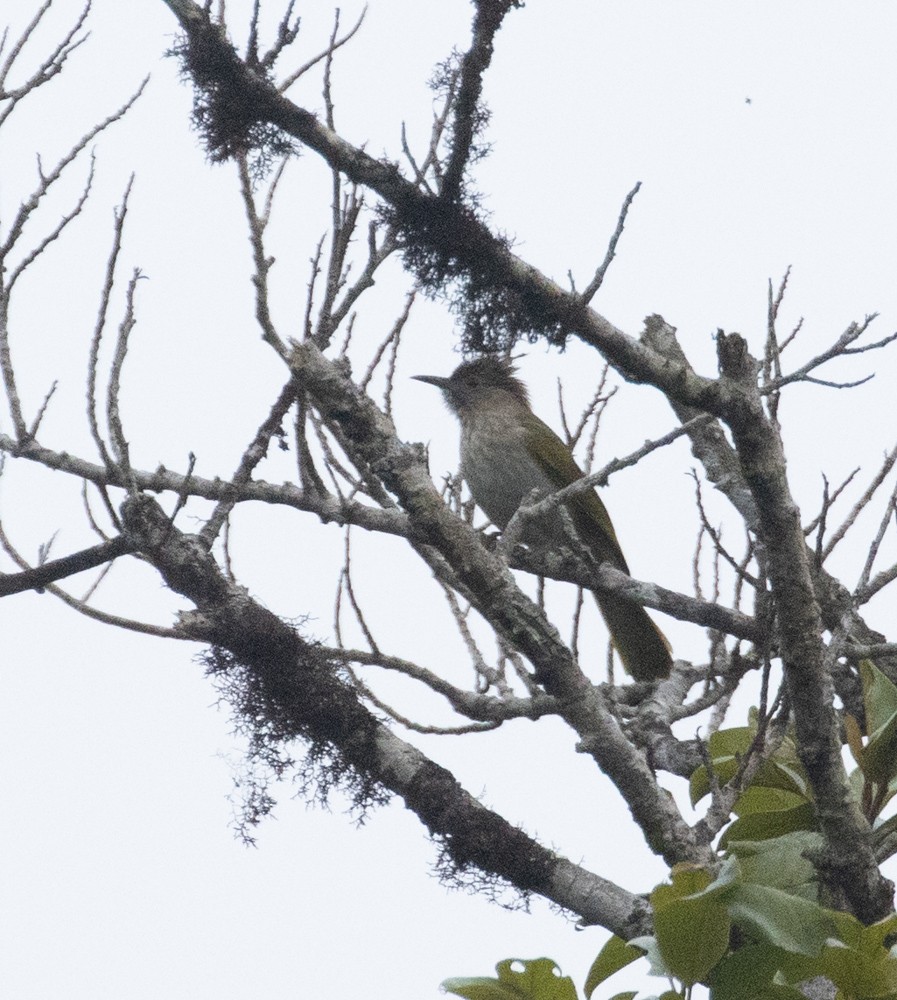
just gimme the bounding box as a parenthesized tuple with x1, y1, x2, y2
(460, 419, 560, 535)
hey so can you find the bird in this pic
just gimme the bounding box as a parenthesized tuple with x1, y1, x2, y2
(413, 356, 672, 681)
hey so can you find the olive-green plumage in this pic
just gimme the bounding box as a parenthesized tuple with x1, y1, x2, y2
(414, 356, 671, 681)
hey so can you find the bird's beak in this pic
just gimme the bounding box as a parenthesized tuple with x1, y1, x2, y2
(411, 374, 452, 390)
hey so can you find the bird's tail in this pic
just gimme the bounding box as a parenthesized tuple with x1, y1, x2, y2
(593, 592, 672, 681)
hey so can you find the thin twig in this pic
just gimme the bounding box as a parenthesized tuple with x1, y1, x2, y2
(106, 268, 143, 488)
(236, 151, 288, 357)
(87, 176, 134, 470)
(278, 5, 366, 92)
(823, 442, 897, 561)
(199, 378, 298, 547)
(581, 182, 642, 304)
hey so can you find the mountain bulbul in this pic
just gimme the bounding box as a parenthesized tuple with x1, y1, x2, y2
(414, 356, 672, 681)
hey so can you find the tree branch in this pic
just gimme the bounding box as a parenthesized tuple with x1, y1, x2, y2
(120, 491, 652, 938)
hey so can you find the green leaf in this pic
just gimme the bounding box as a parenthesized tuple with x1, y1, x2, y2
(749, 760, 810, 801)
(442, 959, 577, 1000)
(861, 912, 897, 953)
(690, 725, 810, 808)
(607, 993, 637, 1000)
(827, 907, 866, 950)
(585, 936, 645, 998)
(725, 883, 833, 956)
(652, 858, 741, 909)
(652, 865, 713, 909)
(825, 944, 897, 996)
(861, 661, 897, 735)
(709, 727, 755, 756)
(653, 892, 730, 986)
(627, 936, 671, 979)
(708, 943, 781, 1000)
(733, 785, 808, 817)
(859, 661, 897, 786)
(726, 832, 820, 898)
(690, 728, 753, 806)
(777, 939, 897, 998)
(720, 802, 818, 848)
(650, 863, 735, 986)
(846, 713, 867, 771)
(441, 978, 521, 1000)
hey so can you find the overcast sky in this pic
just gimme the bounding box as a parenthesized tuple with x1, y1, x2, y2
(3, 2, 897, 998)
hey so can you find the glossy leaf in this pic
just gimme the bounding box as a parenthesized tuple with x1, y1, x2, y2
(725, 883, 832, 956)
(777, 939, 897, 998)
(858, 661, 897, 786)
(861, 660, 897, 736)
(443, 959, 577, 1000)
(726, 831, 820, 898)
(720, 802, 818, 848)
(733, 785, 807, 817)
(690, 724, 809, 808)
(860, 912, 897, 953)
(626, 936, 670, 979)
(708, 943, 781, 1000)
(650, 864, 735, 986)
(585, 936, 645, 998)
(653, 891, 730, 986)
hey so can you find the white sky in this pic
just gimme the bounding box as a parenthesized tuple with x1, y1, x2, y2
(2, 2, 897, 998)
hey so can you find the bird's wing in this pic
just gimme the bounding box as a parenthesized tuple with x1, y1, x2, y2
(523, 418, 630, 572)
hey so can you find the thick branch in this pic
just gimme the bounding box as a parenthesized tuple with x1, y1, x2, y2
(0, 535, 132, 596)
(290, 339, 709, 866)
(155, 1, 771, 415)
(715, 331, 893, 922)
(440, 0, 520, 201)
(120, 492, 650, 937)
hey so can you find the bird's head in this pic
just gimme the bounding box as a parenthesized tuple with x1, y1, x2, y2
(412, 356, 529, 417)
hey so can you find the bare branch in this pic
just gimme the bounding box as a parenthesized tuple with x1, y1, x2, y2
(121, 490, 652, 937)
(0, 519, 176, 638)
(236, 151, 288, 357)
(580, 182, 642, 304)
(0, 2, 91, 128)
(0, 79, 146, 262)
(440, 1, 521, 201)
(27, 380, 58, 439)
(87, 176, 133, 469)
(804, 468, 859, 544)
(438, 583, 508, 696)
(503, 414, 713, 539)
(359, 290, 415, 393)
(689, 470, 760, 589)
(277, 5, 366, 92)
(854, 477, 897, 599)
(200, 378, 298, 547)
(106, 268, 143, 487)
(331, 646, 555, 725)
(403, 67, 459, 192)
(291, 338, 710, 866)
(345, 663, 502, 735)
(0, 431, 410, 538)
(6, 155, 95, 293)
(762, 316, 897, 394)
(822, 442, 897, 562)
(324, 224, 399, 343)
(0, 534, 131, 596)
(338, 528, 380, 654)
(715, 329, 892, 922)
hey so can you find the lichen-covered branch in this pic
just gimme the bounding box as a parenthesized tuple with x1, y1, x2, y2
(119, 491, 651, 938)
